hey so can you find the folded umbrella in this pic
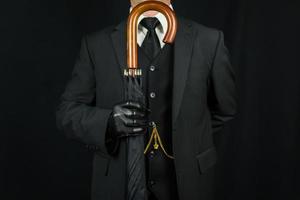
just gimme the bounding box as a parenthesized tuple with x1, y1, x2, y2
(124, 1, 177, 199)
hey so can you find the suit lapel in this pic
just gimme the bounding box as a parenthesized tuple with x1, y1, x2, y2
(172, 17, 194, 127)
(110, 17, 195, 128)
(110, 20, 127, 80)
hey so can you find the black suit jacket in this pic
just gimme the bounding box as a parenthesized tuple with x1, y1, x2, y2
(56, 16, 237, 200)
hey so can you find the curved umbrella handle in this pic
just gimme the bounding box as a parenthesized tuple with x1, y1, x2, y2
(127, 1, 178, 70)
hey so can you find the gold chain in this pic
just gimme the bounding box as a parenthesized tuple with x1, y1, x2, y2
(144, 122, 174, 159)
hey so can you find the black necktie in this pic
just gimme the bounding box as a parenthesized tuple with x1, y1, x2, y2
(140, 17, 161, 59)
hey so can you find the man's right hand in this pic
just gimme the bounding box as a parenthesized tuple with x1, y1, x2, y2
(107, 100, 150, 139)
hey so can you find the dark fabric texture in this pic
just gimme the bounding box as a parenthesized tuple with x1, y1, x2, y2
(55, 16, 237, 200)
(104, 112, 121, 155)
(2, 1, 299, 200)
(138, 43, 179, 200)
(122, 47, 148, 199)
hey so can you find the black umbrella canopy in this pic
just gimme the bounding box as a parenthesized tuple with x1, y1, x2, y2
(123, 69, 148, 200)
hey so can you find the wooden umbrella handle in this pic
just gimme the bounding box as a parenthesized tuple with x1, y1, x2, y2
(127, 1, 178, 69)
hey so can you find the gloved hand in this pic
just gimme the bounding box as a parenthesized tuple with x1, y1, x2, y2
(109, 100, 150, 137)
(105, 100, 151, 155)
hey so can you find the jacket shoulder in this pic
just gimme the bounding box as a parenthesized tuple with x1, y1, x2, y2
(79, 23, 121, 53)
(178, 17, 225, 61)
(84, 25, 116, 42)
(181, 17, 222, 44)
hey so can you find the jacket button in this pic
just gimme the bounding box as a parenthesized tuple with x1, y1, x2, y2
(150, 92, 156, 98)
(149, 65, 155, 71)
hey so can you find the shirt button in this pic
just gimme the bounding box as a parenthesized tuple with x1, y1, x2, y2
(150, 92, 156, 98)
(149, 65, 155, 71)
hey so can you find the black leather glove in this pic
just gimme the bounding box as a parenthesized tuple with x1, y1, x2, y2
(105, 100, 151, 155)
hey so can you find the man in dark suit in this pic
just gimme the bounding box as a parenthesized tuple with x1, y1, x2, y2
(56, 0, 237, 199)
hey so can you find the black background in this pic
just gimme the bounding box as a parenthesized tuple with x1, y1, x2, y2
(1, 0, 300, 199)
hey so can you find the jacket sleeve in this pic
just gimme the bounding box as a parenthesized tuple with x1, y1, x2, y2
(207, 31, 238, 134)
(55, 35, 112, 156)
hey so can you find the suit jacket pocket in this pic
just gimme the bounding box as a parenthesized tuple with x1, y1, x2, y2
(196, 146, 217, 174)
